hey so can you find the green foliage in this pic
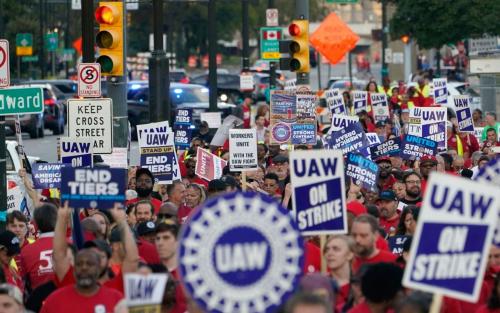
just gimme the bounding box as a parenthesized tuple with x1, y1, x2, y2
(390, 0, 500, 49)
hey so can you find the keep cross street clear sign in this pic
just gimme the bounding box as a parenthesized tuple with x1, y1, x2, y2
(0, 87, 44, 115)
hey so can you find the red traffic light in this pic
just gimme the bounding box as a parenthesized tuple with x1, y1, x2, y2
(95, 5, 116, 24)
(401, 35, 410, 44)
(289, 23, 301, 37)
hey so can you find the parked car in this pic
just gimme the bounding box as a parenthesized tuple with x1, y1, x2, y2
(327, 79, 368, 92)
(191, 73, 242, 104)
(170, 69, 191, 84)
(127, 82, 236, 140)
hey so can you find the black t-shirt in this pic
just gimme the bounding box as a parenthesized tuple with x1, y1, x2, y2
(400, 197, 422, 206)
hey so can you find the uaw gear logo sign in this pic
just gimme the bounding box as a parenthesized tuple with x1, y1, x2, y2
(179, 192, 304, 313)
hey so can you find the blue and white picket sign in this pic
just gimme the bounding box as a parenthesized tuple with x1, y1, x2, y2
(330, 114, 359, 132)
(370, 137, 401, 160)
(409, 107, 447, 152)
(327, 95, 346, 115)
(60, 137, 93, 167)
(325, 122, 368, 155)
(345, 153, 379, 190)
(174, 109, 193, 126)
(388, 235, 410, 256)
(352, 91, 367, 114)
(454, 95, 475, 133)
(178, 191, 304, 313)
(324, 88, 340, 99)
(32, 163, 65, 189)
(475, 157, 500, 247)
(403, 172, 500, 302)
(370, 93, 389, 122)
(125, 273, 168, 308)
(174, 125, 192, 149)
(139, 129, 175, 184)
(366, 133, 381, 147)
(290, 149, 347, 236)
(60, 167, 127, 210)
(433, 78, 448, 105)
(400, 135, 438, 160)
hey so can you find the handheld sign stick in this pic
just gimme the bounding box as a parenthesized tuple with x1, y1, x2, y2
(429, 294, 443, 313)
(320, 235, 327, 273)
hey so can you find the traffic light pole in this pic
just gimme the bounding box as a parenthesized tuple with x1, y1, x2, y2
(149, 0, 170, 123)
(0, 1, 5, 230)
(81, 0, 94, 63)
(208, 0, 218, 112)
(268, 0, 277, 90)
(241, 0, 250, 71)
(295, 0, 309, 86)
(381, 0, 388, 79)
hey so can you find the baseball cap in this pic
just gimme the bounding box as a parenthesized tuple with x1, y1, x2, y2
(379, 190, 398, 202)
(0, 231, 20, 257)
(137, 221, 157, 237)
(272, 154, 289, 164)
(375, 156, 391, 164)
(136, 168, 155, 182)
(220, 175, 239, 189)
(375, 121, 386, 128)
(0, 284, 22, 304)
(420, 155, 437, 165)
(83, 239, 112, 258)
(208, 179, 226, 193)
(346, 201, 368, 217)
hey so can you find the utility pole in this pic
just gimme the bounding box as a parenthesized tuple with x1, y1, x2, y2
(0, 0, 5, 231)
(208, 0, 218, 112)
(268, 0, 277, 91)
(149, 0, 170, 123)
(65, 0, 70, 78)
(39, 0, 46, 78)
(81, 0, 94, 63)
(295, 0, 309, 85)
(241, 0, 250, 71)
(381, 0, 388, 79)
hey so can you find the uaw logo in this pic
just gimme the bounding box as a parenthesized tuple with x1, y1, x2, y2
(179, 192, 304, 313)
(272, 123, 291, 143)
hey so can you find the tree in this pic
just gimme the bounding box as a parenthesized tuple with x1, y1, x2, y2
(389, 0, 500, 49)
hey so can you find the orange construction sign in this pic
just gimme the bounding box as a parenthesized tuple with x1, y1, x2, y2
(310, 13, 359, 65)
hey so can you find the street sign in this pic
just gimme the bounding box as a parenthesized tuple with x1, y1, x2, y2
(71, 0, 81, 10)
(45, 33, 58, 52)
(15, 33, 32, 56)
(0, 40, 10, 87)
(67, 98, 113, 154)
(239, 72, 254, 91)
(468, 37, 500, 56)
(126, 0, 139, 10)
(266, 8, 279, 27)
(470, 58, 500, 74)
(77, 63, 101, 97)
(260, 27, 282, 61)
(21, 56, 38, 63)
(59, 48, 75, 61)
(0, 87, 43, 115)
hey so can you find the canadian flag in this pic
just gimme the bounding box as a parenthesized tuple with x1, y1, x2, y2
(264, 30, 281, 40)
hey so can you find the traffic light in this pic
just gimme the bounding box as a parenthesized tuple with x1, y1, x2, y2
(288, 20, 309, 73)
(95, 2, 124, 76)
(401, 35, 410, 44)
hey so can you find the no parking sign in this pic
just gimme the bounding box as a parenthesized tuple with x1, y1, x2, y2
(78, 63, 101, 97)
(179, 192, 304, 313)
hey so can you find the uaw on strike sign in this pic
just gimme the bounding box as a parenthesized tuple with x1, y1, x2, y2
(179, 192, 303, 313)
(403, 173, 499, 302)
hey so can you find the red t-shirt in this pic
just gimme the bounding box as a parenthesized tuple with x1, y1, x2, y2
(303, 241, 321, 274)
(376, 236, 390, 251)
(476, 305, 500, 313)
(170, 268, 187, 313)
(3, 264, 23, 292)
(177, 205, 194, 225)
(127, 197, 163, 215)
(20, 233, 55, 290)
(352, 250, 398, 274)
(379, 212, 401, 235)
(336, 283, 350, 313)
(55, 266, 124, 294)
(138, 238, 160, 264)
(14, 239, 31, 278)
(347, 302, 372, 313)
(41, 285, 123, 313)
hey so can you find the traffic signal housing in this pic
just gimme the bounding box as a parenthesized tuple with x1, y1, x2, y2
(95, 2, 124, 76)
(288, 20, 310, 73)
(401, 35, 410, 44)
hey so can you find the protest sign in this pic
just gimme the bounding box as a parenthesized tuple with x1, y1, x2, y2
(139, 128, 175, 184)
(324, 123, 368, 155)
(125, 273, 168, 312)
(370, 137, 401, 160)
(290, 149, 347, 235)
(409, 107, 447, 151)
(32, 163, 64, 189)
(174, 109, 192, 126)
(370, 93, 389, 122)
(270, 91, 296, 144)
(433, 78, 448, 105)
(60, 137, 93, 167)
(60, 167, 127, 210)
(178, 191, 304, 313)
(195, 147, 227, 181)
(475, 158, 500, 247)
(7, 186, 25, 214)
(401, 135, 438, 160)
(330, 114, 359, 132)
(474, 127, 484, 143)
(324, 88, 340, 98)
(327, 94, 346, 115)
(293, 92, 317, 145)
(99, 147, 128, 169)
(388, 235, 410, 256)
(210, 115, 244, 147)
(136, 121, 169, 140)
(403, 173, 500, 302)
(229, 129, 258, 171)
(453, 96, 474, 133)
(366, 133, 381, 147)
(200, 112, 222, 128)
(174, 126, 192, 149)
(346, 153, 379, 190)
(352, 91, 367, 113)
